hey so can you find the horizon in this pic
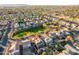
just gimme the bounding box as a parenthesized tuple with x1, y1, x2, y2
(1, 4, 79, 7)
(0, 0, 79, 5)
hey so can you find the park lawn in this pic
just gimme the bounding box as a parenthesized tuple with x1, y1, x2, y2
(13, 25, 47, 39)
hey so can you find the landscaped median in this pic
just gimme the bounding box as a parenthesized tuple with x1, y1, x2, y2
(12, 24, 48, 39)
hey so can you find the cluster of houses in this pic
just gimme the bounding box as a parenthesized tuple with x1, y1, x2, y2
(13, 14, 55, 30)
(0, 20, 8, 40)
(9, 13, 79, 55)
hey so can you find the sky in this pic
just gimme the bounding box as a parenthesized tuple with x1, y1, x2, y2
(0, 0, 79, 5)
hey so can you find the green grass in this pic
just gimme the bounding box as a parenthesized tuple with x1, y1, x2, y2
(13, 25, 46, 39)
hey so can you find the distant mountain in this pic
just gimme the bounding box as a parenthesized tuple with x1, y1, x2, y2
(0, 4, 29, 7)
(0, 4, 79, 8)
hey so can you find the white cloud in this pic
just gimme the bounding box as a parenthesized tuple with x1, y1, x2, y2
(0, 0, 79, 5)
